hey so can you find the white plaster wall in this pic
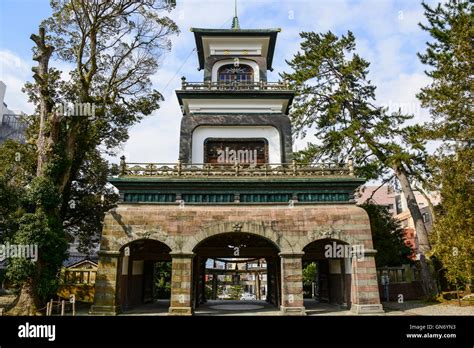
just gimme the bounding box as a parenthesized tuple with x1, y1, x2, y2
(185, 99, 287, 114)
(203, 37, 269, 60)
(329, 259, 341, 274)
(345, 257, 352, 274)
(192, 126, 281, 163)
(121, 256, 129, 275)
(132, 260, 144, 275)
(329, 258, 352, 274)
(209, 42, 262, 56)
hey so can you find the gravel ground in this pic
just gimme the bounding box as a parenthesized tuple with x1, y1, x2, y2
(0, 295, 16, 308)
(382, 301, 474, 316)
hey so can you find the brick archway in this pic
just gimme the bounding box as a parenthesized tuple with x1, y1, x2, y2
(92, 205, 383, 315)
(182, 221, 294, 253)
(117, 239, 172, 312)
(301, 226, 360, 251)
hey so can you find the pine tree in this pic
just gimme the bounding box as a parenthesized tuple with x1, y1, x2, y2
(417, 0, 473, 292)
(418, 0, 473, 144)
(281, 31, 438, 298)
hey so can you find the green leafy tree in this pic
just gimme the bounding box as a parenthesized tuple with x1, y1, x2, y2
(428, 150, 473, 291)
(153, 261, 171, 299)
(228, 285, 244, 300)
(360, 202, 413, 267)
(417, 0, 473, 292)
(281, 31, 437, 298)
(303, 262, 317, 287)
(3, 0, 178, 315)
(0, 140, 35, 238)
(302, 262, 317, 298)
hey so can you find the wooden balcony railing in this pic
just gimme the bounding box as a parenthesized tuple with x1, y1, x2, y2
(180, 77, 291, 91)
(118, 158, 354, 178)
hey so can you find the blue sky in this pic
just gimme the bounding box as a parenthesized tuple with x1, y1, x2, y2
(0, 0, 438, 163)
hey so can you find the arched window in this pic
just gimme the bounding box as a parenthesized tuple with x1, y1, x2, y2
(218, 64, 254, 84)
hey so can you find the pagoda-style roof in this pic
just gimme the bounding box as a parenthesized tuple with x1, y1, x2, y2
(190, 28, 281, 71)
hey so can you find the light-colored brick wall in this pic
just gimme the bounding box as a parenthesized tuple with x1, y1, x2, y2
(169, 253, 193, 315)
(91, 204, 383, 315)
(280, 253, 305, 315)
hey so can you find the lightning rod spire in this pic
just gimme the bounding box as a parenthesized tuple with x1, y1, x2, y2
(231, 0, 240, 29)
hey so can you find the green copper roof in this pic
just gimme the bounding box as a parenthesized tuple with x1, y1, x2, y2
(232, 0, 240, 29)
(231, 16, 240, 30)
(190, 28, 281, 33)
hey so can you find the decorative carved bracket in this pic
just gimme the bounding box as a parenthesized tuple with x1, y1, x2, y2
(134, 226, 167, 241)
(308, 226, 348, 243)
(232, 223, 243, 232)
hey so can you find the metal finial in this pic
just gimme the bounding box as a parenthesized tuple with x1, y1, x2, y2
(231, 0, 240, 29)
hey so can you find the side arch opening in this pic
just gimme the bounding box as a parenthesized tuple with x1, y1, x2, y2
(118, 239, 172, 313)
(302, 238, 352, 313)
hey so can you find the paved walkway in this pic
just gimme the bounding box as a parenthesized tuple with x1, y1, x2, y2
(119, 300, 170, 316)
(195, 300, 280, 316)
(1, 295, 472, 316)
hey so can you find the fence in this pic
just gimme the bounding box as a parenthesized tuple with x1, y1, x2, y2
(44, 297, 76, 316)
(377, 265, 424, 301)
(377, 265, 421, 284)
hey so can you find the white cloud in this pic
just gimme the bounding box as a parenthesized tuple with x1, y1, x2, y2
(376, 72, 431, 124)
(0, 50, 73, 115)
(0, 50, 34, 114)
(2, 0, 437, 164)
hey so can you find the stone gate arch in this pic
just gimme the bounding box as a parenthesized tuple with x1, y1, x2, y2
(182, 221, 294, 253)
(299, 226, 361, 253)
(105, 211, 176, 252)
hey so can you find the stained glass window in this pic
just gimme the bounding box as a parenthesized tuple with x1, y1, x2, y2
(218, 64, 254, 83)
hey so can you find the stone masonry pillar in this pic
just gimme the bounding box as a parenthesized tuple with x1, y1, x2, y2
(279, 252, 306, 315)
(90, 251, 120, 315)
(350, 251, 384, 314)
(169, 252, 194, 315)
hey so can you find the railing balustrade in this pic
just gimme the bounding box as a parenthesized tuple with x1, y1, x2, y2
(118, 158, 355, 178)
(179, 78, 291, 91)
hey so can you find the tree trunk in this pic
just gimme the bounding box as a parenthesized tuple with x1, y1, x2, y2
(393, 164, 438, 298)
(30, 27, 54, 177)
(416, 185, 436, 224)
(6, 28, 56, 316)
(5, 280, 39, 316)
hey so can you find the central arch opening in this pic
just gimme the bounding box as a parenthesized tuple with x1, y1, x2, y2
(192, 232, 281, 315)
